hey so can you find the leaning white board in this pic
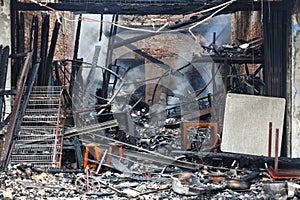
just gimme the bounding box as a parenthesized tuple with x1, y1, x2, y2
(221, 93, 286, 157)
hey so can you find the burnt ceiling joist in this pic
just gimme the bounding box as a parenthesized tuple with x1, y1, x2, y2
(13, 0, 265, 14)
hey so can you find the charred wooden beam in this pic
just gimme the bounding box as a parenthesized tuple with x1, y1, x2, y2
(38, 12, 49, 86)
(0, 90, 16, 96)
(99, 13, 103, 42)
(31, 16, 39, 66)
(191, 56, 263, 64)
(0, 114, 10, 130)
(171, 151, 300, 169)
(9, 53, 27, 58)
(69, 14, 82, 96)
(46, 19, 61, 85)
(17, 12, 25, 69)
(13, 1, 264, 14)
(85, 46, 101, 102)
(112, 11, 223, 50)
(10, 1, 18, 87)
(29, 16, 34, 52)
(0, 52, 32, 171)
(0, 45, 3, 121)
(102, 14, 118, 99)
(54, 62, 62, 86)
(13, 11, 24, 84)
(0, 46, 9, 121)
(114, 36, 170, 71)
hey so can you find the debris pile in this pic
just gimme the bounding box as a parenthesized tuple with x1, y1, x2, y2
(2, 160, 300, 199)
(201, 37, 263, 58)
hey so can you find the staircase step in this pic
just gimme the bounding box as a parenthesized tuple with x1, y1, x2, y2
(13, 145, 55, 154)
(15, 134, 56, 143)
(31, 86, 62, 92)
(11, 86, 65, 169)
(19, 126, 57, 133)
(23, 115, 58, 121)
(25, 108, 60, 114)
(10, 162, 59, 169)
(11, 154, 54, 162)
(27, 98, 60, 105)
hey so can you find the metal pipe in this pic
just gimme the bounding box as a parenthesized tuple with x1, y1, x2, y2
(275, 128, 279, 174)
(268, 122, 272, 157)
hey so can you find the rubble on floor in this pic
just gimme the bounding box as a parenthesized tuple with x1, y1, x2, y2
(2, 155, 300, 200)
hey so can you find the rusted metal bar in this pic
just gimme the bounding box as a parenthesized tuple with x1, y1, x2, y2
(96, 149, 107, 174)
(83, 144, 104, 169)
(85, 168, 90, 193)
(275, 128, 279, 174)
(0, 52, 32, 170)
(118, 145, 124, 164)
(266, 127, 300, 179)
(268, 122, 272, 157)
(53, 89, 64, 168)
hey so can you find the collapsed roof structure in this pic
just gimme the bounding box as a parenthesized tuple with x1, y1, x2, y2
(1, 0, 300, 198)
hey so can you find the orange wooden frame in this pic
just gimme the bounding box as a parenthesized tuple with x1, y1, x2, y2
(181, 122, 218, 150)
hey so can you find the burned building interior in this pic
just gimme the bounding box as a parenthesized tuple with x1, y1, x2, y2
(1, 0, 300, 199)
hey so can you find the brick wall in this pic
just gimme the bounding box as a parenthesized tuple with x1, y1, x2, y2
(22, 11, 75, 85)
(231, 11, 263, 75)
(23, 11, 75, 60)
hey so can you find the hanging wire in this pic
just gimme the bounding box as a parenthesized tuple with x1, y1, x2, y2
(27, 0, 236, 38)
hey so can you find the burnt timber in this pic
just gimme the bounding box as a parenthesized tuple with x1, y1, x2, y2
(13, 0, 264, 14)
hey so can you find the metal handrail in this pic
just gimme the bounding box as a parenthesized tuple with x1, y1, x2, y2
(52, 88, 66, 168)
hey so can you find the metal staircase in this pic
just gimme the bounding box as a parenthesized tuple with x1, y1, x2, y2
(10, 86, 66, 169)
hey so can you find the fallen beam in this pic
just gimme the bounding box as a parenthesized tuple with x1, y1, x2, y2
(171, 150, 300, 169)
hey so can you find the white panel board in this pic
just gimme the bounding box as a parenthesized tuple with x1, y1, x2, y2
(221, 93, 286, 156)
